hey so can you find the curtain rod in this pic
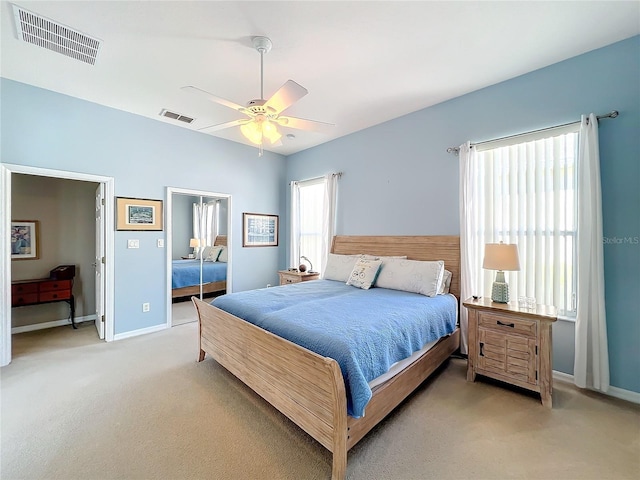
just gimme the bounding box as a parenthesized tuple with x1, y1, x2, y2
(446, 110, 619, 156)
(289, 172, 343, 185)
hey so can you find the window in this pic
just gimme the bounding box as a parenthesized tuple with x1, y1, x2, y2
(290, 173, 339, 276)
(298, 179, 324, 273)
(471, 125, 579, 317)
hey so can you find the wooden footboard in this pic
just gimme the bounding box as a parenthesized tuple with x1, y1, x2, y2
(193, 297, 459, 479)
(192, 297, 348, 479)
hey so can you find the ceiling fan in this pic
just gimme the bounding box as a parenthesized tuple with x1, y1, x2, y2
(182, 36, 334, 155)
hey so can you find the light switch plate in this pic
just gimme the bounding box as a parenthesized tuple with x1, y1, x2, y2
(127, 239, 139, 249)
(157, 239, 164, 248)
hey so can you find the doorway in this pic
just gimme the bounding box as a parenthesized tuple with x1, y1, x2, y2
(165, 187, 232, 328)
(0, 164, 115, 367)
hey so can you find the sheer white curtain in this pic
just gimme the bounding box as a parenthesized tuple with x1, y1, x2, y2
(290, 173, 339, 275)
(321, 173, 339, 273)
(574, 113, 609, 392)
(289, 181, 301, 269)
(459, 142, 478, 354)
(193, 200, 218, 257)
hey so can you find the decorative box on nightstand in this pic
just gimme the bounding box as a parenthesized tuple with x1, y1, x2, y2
(278, 270, 320, 286)
(464, 297, 557, 407)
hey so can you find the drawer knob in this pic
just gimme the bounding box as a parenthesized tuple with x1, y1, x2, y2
(497, 320, 515, 328)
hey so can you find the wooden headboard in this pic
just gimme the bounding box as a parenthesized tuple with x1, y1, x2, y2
(331, 235, 461, 299)
(214, 235, 227, 246)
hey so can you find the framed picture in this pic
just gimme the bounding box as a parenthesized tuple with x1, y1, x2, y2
(243, 213, 279, 247)
(116, 197, 164, 231)
(11, 220, 40, 260)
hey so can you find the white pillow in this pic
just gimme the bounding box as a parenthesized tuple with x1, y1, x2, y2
(323, 254, 361, 282)
(204, 246, 223, 262)
(438, 269, 452, 295)
(346, 258, 382, 290)
(217, 246, 228, 263)
(196, 245, 211, 260)
(361, 254, 407, 260)
(375, 258, 445, 297)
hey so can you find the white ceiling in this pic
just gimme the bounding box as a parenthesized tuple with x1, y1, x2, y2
(1, 1, 639, 156)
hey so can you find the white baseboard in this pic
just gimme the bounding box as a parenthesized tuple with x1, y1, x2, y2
(113, 323, 167, 341)
(12, 315, 96, 334)
(553, 370, 640, 404)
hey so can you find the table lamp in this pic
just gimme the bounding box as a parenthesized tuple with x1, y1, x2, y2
(483, 242, 520, 303)
(189, 238, 200, 258)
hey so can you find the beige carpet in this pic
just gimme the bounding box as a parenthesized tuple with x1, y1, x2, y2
(2, 322, 639, 480)
(172, 299, 199, 327)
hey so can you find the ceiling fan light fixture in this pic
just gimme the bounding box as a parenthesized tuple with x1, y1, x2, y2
(240, 121, 263, 145)
(262, 120, 282, 144)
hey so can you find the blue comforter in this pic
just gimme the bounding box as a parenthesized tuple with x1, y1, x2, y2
(172, 260, 227, 289)
(212, 280, 457, 418)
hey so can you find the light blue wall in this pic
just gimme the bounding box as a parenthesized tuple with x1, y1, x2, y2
(1, 79, 286, 335)
(286, 36, 640, 394)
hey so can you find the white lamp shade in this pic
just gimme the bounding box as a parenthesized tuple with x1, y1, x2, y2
(189, 238, 200, 248)
(483, 243, 520, 271)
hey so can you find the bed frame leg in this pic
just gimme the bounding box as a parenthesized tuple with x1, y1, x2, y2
(198, 349, 206, 362)
(331, 447, 346, 480)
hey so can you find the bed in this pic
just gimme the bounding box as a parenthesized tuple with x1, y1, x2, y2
(192, 235, 461, 479)
(172, 235, 227, 298)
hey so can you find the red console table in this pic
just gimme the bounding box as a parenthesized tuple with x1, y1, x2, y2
(11, 277, 76, 328)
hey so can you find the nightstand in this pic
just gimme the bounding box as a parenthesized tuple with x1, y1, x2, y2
(278, 270, 320, 286)
(464, 297, 558, 407)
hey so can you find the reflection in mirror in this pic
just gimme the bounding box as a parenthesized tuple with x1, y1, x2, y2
(170, 192, 229, 327)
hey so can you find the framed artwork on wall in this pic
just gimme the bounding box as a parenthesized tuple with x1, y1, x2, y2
(116, 197, 164, 231)
(11, 220, 40, 260)
(243, 212, 279, 247)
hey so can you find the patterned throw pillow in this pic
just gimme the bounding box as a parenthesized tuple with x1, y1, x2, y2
(217, 246, 228, 262)
(204, 246, 223, 262)
(346, 258, 383, 290)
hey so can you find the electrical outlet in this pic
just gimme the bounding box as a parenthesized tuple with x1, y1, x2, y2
(127, 239, 139, 249)
(142, 303, 150, 312)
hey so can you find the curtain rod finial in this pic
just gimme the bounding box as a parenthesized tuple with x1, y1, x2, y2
(447, 147, 460, 156)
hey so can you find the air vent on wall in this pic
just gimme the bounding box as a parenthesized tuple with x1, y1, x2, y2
(159, 109, 195, 124)
(12, 4, 101, 65)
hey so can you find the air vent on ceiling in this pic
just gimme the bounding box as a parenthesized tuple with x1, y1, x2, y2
(159, 109, 195, 124)
(12, 4, 101, 65)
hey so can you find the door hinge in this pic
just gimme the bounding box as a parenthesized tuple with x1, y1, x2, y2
(101, 256, 106, 264)
(101, 198, 105, 206)
(101, 315, 105, 323)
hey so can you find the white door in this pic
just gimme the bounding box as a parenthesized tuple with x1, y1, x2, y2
(94, 185, 105, 339)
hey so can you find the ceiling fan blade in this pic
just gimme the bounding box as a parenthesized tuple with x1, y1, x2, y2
(277, 116, 335, 133)
(264, 80, 308, 114)
(198, 119, 249, 132)
(182, 86, 248, 113)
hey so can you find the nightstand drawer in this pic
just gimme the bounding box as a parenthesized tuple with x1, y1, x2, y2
(281, 275, 301, 284)
(479, 312, 537, 337)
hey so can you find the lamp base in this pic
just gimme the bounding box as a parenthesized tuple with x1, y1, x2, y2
(491, 271, 510, 303)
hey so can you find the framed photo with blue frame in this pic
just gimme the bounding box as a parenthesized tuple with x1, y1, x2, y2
(243, 212, 278, 247)
(116, 197, 163, 231)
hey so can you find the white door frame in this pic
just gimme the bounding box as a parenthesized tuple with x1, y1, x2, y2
(166, 187, 232, 328)
(0, 164, 115, 366)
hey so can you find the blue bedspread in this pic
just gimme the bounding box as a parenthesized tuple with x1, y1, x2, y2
(212, 280, 457, 418)
(172, 260, 227, 289)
